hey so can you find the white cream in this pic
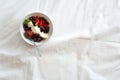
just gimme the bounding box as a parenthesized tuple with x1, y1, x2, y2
(39, 32, 49, 39)
(31, 26, 41, 34)
(28, 21, 34, 28)
(31, 26, 49, 39)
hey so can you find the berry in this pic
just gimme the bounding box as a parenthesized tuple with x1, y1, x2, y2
(35, 16, 39, 26)
(44, 26, 49, 33)
(23, 16, 50, 42)
(29, 16, 36, 26)
(42, 17, 49, 24)
(32, 34, 43, 42)
(23, 24, 31, 31)
(29, 16, 35, 20)
(25, 31, 33, 39)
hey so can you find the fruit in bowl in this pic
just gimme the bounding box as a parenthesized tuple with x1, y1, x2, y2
(20, 12, 53, 45)
(23, 16, 49, 42)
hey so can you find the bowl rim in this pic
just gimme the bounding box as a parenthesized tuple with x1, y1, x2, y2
(20, 12, 53, 46)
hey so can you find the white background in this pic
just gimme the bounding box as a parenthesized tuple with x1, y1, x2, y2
(0, 0, 120, 80)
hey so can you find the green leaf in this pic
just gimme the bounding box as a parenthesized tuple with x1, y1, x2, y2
(23, 18, 30, 24)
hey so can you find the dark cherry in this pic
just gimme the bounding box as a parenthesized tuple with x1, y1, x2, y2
(39, 26, 45, 32)
(29, 16, 36, 26)
(41, 17, 49, 24)
(23, 24, 31, 31)
(32, 34, 43, 42)
(44, 26, 49, 33)
(39, 26, 49, 33)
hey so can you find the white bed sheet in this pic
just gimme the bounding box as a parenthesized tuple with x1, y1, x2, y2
(0, 0, 120, 80)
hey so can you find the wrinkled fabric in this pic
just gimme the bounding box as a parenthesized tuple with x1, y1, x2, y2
(0, 0, 120, 80)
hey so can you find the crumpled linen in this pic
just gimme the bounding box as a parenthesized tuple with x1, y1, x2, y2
(0, 0, 120, 80)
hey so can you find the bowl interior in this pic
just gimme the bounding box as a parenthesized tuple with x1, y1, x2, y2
(20, 12, 53, 45)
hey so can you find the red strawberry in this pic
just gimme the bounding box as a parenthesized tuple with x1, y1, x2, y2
(35, 16, 39, 20)
(38, 18, 43, 26)
(25, 31, 33, 39)
(39, 18, 48, 27)
(35, 19, 39, 26)
(42, 19, 46, 24)
(44, 23, 49, 28)
(35, 16, 39, 26)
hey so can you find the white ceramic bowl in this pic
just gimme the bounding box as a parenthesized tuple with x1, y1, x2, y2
(20, 12, 53, 45)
